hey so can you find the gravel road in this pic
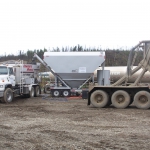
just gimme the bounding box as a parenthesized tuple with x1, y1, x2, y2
(0, 95, 150, 150)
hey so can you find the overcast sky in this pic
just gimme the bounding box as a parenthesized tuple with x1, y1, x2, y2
(0, 0, 150, 55)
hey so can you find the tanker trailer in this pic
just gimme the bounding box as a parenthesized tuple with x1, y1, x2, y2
(88, 40, 150, 109)
(33, 51, 105, 97)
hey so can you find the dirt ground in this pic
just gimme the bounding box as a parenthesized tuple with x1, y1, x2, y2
(0, 95, 150, 150)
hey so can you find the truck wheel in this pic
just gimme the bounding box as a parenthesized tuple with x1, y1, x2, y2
(76, 92, 80, 96)
(30, 87, 35, 97)
(90, 90, 109, 108)
(35, 86, 40, 97)
(52, 90, 60, 97)
(3, 88, 13, 103)
(134, 91, 150, 109)
(111, 90, 130, 109)
(44, 85, 51, 94)
(62, 90, 70, 97)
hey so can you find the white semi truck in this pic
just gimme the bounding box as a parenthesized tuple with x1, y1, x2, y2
(0, 60, 41, 103)
(88, 40, 150, 109)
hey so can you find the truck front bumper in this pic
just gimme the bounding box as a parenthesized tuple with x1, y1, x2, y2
(0, 91, 4, 97)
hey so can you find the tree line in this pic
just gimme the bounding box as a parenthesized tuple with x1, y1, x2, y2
(0, 45, 143, 67)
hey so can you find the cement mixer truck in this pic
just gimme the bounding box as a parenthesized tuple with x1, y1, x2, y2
(88, 40, 150, 109)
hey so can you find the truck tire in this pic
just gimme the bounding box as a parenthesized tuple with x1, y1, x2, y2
(52, 90, 60, 97)
(44, 85, 51, 94)
(3, 88, 13, 103)
(90, 90, 109, 108)
(62, 90, 70, 97)
(76, 92, 80, 96)
(30, 87, 35, 97)
(111, 90, 130, 109)
(134, 91, 150, 109)
(35, 86, 40, 97)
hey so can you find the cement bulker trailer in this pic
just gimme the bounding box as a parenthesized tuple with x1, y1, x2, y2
(0, 60, 41, 103)
(33, 51, 105, 97)
(88, 40, 150, 109)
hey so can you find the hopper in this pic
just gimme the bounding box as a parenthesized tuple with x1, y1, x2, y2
(43, 51, 105, 89)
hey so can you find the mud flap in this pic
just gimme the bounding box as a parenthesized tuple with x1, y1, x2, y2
(87, 92, 91, 105)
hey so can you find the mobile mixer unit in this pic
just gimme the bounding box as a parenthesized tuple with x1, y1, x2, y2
(34, 51, 105, 97)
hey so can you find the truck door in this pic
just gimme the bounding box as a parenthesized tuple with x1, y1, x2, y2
(8, 67, 15, 86)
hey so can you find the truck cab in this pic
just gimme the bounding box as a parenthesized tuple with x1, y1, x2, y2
(0, 65, 15, 96)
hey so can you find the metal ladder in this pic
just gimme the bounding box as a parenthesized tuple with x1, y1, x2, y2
(19, 60, 24, 94)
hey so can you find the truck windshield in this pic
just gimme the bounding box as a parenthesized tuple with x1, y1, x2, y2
(0, 66, 8, 75)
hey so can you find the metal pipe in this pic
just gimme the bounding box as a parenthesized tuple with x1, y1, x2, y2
(112, 64, 142, 86)
(130, 68, 147, 86)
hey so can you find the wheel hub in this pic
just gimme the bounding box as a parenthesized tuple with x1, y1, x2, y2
(139, 96, 148, 103)
(96, 95, 102, 103)
(117, 95, 125, 103)
(54, 91, 59, 96)
(7, 93, 12, 101)
(63, 91, 69, 96)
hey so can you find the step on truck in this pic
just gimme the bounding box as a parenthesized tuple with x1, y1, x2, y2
(88, 40, 150, 109)
(0, 60, 41, 103)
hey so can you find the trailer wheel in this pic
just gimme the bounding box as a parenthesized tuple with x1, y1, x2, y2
(76, 92, 80, 96)
(90, 90, 109, 108)
(44, 85, 51, 94)
(52, 90, 60, 97)
(62, 90, 70, 97)
(30, 87, 35, 97)
(3, 88, 13, 103)
(134, 91, 150, 109)
(111, 90, 130, 109)
(35, 86, 40, 97)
